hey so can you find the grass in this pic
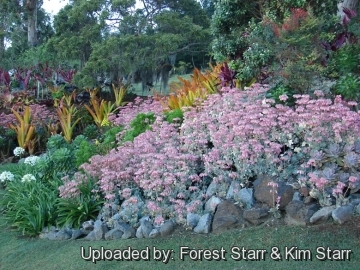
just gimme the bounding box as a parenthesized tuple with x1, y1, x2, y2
(0, 187, 359, 270)
(129, 73, 192, 96)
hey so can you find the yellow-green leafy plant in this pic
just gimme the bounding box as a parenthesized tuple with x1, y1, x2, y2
(112, 83, 129, 108)
(9, 106, 36, 154)
(49, 85, 64, 107)
(84, 98, 115, 127)
(155, 65, 221, 111)
(60, 91, 76, 107)
(56, 105, 82, 142)
(85, 87, 99, 100)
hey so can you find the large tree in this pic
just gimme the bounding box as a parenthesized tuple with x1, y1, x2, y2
(25, 0, 38, 46)
(0, 0, 21, 58)
(59, 0, 212, 91)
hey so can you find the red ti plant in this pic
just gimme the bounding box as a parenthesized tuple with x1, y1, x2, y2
(33, 62, 54, 89)
(321, 7, 358, 52)
(58, 68, 77, 84)
(0, 69, 11, 90)
(218, 62, 238, 89)
(14, 68, 32, 91)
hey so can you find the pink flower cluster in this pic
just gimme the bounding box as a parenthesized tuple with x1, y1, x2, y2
(59, 84, 360, 223)
(58, 172, 90, 199)
(71, 114, 203, 220)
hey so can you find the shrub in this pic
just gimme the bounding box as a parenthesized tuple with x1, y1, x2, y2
(34, 134, 87, 182)
(332, 74, 360, 102)
(164, 109, 184, 125)
(82, 124, 99, 140)
(75, 116, 204, 224)
(56, 175, 103, 229)
(74, 140, 98, 168)
(120, 113, 156, 143)
(180, 85, 360, 202)
(0, 177, 59, 236)
(100, 125, 124, 147)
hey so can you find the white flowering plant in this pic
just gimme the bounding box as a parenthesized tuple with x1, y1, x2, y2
(13, 147, 25, 157)
(0, 171, 15, 183)
(21, 174, 36, 183)
(24, 156, 41, 167)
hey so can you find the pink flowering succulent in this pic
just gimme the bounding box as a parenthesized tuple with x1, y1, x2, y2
(58, 84, 360, 225)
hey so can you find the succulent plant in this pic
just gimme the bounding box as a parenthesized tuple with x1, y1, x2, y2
(344, 152, 359, 168)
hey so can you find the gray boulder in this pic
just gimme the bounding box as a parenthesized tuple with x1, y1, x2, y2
(332, 205, 354, 225)
(212, 200, 245, 233)
(285, 201, 319, 226)
(310, 206, 335, 224)
(105, 228, 123, 240)
(253, 175, 294, 210)
(159, 220, 176, 237)
(205, 196, 221, 213)
(194, 213, 213, 234)
(187, 213, 200, 229)
(93, 220, 108, 240)
(243, 207, 269, 225)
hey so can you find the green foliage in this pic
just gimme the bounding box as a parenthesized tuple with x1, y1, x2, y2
(266, 83, 295, 106)
(75, 140, 98, 168)
(74, 0, 210, 88)
(232, 9, 337, 94)
(211, 0, 257, 61)
(332, 74, 360, 102)
(34, 135, 89, 181)
(121, 113, 156, 143)
(0, 127, 17, 158)
(46, 134, 69, 153)
(0, 163, 28, 182)
(55, 177, 103, 229)
(0, 179, 59, 236)
(325, 44, 360, 78)
(261, 0, 338, 20)
(164, 109, 184, 125)
(82, 124, 99, 140)
(101, 125, 124, 146)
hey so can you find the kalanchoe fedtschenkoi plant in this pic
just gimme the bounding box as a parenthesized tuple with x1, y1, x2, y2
(267, 181, 282, 218)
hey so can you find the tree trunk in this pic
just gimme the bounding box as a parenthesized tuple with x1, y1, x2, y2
(0, 24, 5, 58)
(25, 0, 37, 46)
(337, 0, 359, 20)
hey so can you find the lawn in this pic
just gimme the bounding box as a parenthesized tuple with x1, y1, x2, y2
(128, 73, 192, 96)
(0, 185, 359, 270)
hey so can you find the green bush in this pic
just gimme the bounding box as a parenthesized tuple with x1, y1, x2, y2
(0, 128, 17, 158)
(34, 134, 89, 181)
(101, 125, 123, 146)
(75, 140, 98, 168)
(266, 83, 295, 106)
(164, 109, 184, 124)
(82, 124, 99, 140)
(55, 177, 103, 229)
(332, 74, 360, 102)
(0, 178, 59, 236)
(121, 113, 156, 143)
(325, 44, 360, 79)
